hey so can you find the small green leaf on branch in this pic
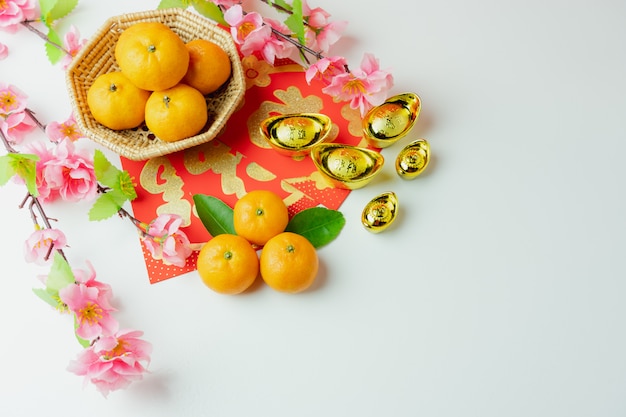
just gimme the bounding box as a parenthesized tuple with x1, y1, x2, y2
(191, 0, 227, 25)
(157, 0, 191, 9)
(0, 153, 39, 196)
(93, 149, 137, 201)
(46, 252, 75, 294)
(193, 194, 236, 237)
(45, 27, 63, 64)
(41, 0, 79, 26)
(32, 288, 60, 308)
(89, 192, 124, 221)
(283, 0, 305, 46)
(268, 0, 293, 11)
(285, 206, 345, 248)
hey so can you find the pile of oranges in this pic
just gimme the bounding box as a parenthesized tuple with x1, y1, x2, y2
(87, 21, 232, 142)
(197, 190, 320, 295)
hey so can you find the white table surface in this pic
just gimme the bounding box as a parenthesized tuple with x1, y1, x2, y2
(2, 0, 625, 416)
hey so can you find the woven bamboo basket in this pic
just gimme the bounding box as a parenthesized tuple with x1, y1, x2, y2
(66, 8, 245, 161)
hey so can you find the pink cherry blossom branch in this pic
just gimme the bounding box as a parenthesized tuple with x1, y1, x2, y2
(0, 127, 67, 261)
(20, 20, 70, 55)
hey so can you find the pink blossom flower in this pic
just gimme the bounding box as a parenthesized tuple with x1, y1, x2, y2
(264, 18, 298, 62)
(224, 5, 263, 44)
(73, 260, 114, 302)
(305, 55, 348, 84)
(142, 213, 192, 267)
(24, 227, 67, 265)
(322, 53, 394, 115)
(60, 25, 87, 69)
(0, 42, 8, 60)
(0, 109, 36, 144)
(44, 138, 97, 202)
(67, 329, 152, 397)
(59, 282, 118, 341)
(0, 0, 39, 33)
(25, 141, 59, 203)
(0, 82, 28, 115)
(45, 113, 83, 142)
(224, 5, 289, 64)
(311, 20, 347, 53)
(301, 1, 347, 53)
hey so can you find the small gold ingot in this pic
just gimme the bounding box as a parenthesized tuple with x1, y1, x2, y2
(260, 113, 332, 157)
(361, 191, 399, 233)
(395, 138, 430, 179)
(362, 92, 421, 148)
(310, 143, 384, 190)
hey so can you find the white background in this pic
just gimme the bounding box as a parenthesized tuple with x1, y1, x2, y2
(1, 0, 625, 416)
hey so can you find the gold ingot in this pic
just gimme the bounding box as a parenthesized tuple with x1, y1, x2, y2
(310, 143, 384, 190)
(260, 113, 332, 157)
(395, 138, 430, 179)
(361, 191, 399, 233)
(362, 92, 421, 148)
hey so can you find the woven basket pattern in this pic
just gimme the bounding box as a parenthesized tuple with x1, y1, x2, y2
(66, 8, 245, 161)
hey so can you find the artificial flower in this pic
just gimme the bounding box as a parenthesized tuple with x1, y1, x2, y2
(301, 1, 347, 53)
(0, 109, 36, 144)
(321, 52, 393, 115)
(0, 82, 28, 115)
(59, 281, 118, 341)
(142, 213, 192, 267)
(0, 0, 39, 33)
(73, 260, 114, 303)
(305, 55, 348, 85)
(60, 25, 87, 69)
(224, 5, 289, 64)
(44, 138, 97, 202)
(0, 42, 8, 60)
(45, 113, 83, 142)
(67, 329, 152, 397)
(224, 5, 264, 45)
(23, 227, 67, 265)
(25, 140, 60, 203)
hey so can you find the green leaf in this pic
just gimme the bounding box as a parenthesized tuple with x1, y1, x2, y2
(45, 0, 79, 24)
(191, 0, 226, 25)
(284, 0, 305, 46)
(38, 0, 59, 24)
(45, 27, 63, 64)
(89, 192, 123, 221)
(11, 153, 39, 196)
(285, 206, 345, 248)
(47, 252, 75, 294)
(0, 155, 16, 186)
(93, 150, 137, 201)
(193, 194, 235, 237)
(32, 287, 60, 309)
(157, 0, 190, 9)
(268, 0, 292, 12)
(93, 149, 120, 188)
(0, 153, 39, 195)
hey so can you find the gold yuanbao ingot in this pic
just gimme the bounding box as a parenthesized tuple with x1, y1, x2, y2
(362, 92, 421, 148)
(310, 143, 384, 190)
(361, 191, 399, 233)
(260, 113, 332, 157)
(395, 138, 430, 179)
